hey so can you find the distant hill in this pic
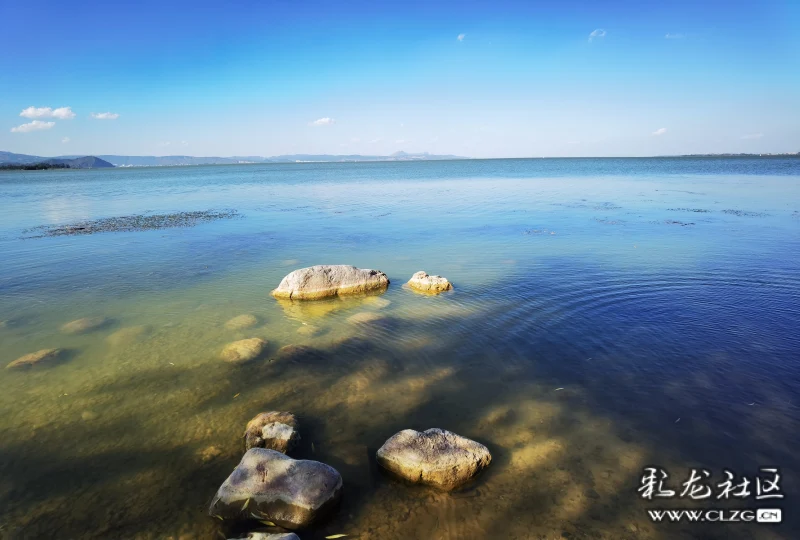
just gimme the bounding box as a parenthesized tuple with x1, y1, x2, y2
(1, 151, 468, 167)
(0, 152, 114, 169)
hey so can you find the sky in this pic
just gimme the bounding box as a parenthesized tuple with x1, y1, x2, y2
(1, 0, 798, 158)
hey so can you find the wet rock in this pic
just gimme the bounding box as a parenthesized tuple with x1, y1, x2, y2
(244, 412, 299, 453)
(347, 312, 387, 325)
(209, 448, 342, 530)
(376, 428, 491, 490)
(271, 265, 389, 300)
(221, 338, 269, 364)
(61, 316, 110, 334)
(7, 348, 64, 369)
(407, 271, 453, 293)
(225, 314, 259, 331)
(106, 325, 149, 347)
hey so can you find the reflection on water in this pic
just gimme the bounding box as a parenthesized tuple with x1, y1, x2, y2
(0, 158, 798, 539)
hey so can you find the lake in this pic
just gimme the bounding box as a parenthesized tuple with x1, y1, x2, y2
(1, 157, 798, 539)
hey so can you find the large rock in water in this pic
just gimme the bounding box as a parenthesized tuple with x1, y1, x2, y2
(209, 448, 342, 530)
(376, 428, 491, 490)
(271, 265, 389, 300)
(7, 348, 63, 369)
(407, 271, 453, 293)
(61, 316, 110, 334)
(221, 338, 269, 364)
(244, 411, 299, 453)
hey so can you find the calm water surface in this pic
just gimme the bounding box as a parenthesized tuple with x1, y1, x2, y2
(1, 158, 799, 539)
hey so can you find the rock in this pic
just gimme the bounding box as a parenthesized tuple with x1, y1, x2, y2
(275, 345, 324, 362)
(271, 265, 389, 300)
(376, 428, 491, 490)
(61, 316, 110, 334)
(221, 338, 269, 364)
(296, 324, 323, 337)
(225, 314, 259, 331)
(7, 348, 63, 369)
(208, 448, 342, 530)
(106, 325, 149, 347)
(407, 271, 453, 294)
(347, 312, 387, 325)
(244, 412, 299, 453)
(362, 296, 391, 308)
(81, 410, 98, 421)
(229, 533, 300, 540)
(199, 445, 224, 463)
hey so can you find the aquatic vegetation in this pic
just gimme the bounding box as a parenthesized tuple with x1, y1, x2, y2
(22, 209, 239, 237)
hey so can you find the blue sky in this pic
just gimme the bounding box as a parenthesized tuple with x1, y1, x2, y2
(1, 0, 798, 158)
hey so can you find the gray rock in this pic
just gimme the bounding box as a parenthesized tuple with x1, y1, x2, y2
(209, 448, 342, 530)
(376, 428, 491, 490)
(244, 412, 300, 453)
(271, 265, 389, 300)
(407, 271, 453, 293)
(221, 338, 269, 364)
(7, 348, 64, 369)
(60, 316, 110, 334)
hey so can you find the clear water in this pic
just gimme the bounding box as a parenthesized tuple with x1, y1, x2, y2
(0, 158, 798, 539)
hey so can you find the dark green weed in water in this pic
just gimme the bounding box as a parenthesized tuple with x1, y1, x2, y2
(22, 209, 239, 238)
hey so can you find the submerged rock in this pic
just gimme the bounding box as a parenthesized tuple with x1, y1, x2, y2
(221, 338, 269, 364)
(61, 316, 110, 334)
(225, 314, 260, 331)
(275, 344, 325, 362)
(106, 325, 149, 347)
(296, 324, 323, 337)
(271, 265, 389, 300)
(7, 348, 64, 369)
(244, 411, 299, 453)
(407, 271, 453, 294)
(209, 448, 342, 530)
(376, 428, 491, 490)
(347, 312, 387, 325)
(362, 296, 391, 309)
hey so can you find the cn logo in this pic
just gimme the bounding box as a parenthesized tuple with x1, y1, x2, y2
(757, 509, 782, 523)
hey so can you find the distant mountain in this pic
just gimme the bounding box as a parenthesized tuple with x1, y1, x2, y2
(44, 156, 115, 169)
(1, 151, 468, 167)
(0, 152, 114, 169)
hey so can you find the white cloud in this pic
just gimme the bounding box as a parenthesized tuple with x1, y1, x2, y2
(652, 127, 667, 136)
(369, 138, 382, 144)
(11, 120, 55, 133)
(159, 141, 171, 147)
(457, 33, 466, 42)
(350, 137, 361, 143)
(91, 112, 120, 120)
(740, 133, 763, 140)
(589, 29, 606, 42)
(665, 33, 685, 39)
(62, 137, 70, 143)
(395, 139, 408, 144)
(20, 106, 75, 119)
(310, 117, 335, 126)
(181, 140, 189, 146)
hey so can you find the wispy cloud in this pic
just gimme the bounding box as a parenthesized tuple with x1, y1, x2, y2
(652, 127, 667, 136)
(665, 33, 685, 39)
(589, 29, 606, 42)
(181, 140, 188, 146)
(310, 117, 335, 126)
(369, 138, 382, 144)
(457, 33, 465, 42)
(350, 137, 361, 143)
(395, 139, 409, 144)
(20, 106, 76, 119)
(11, 120, 55, 133)
(740, 133, 763, 140)
(62, 137, 70, 143)
(91, 112, 120, 120)
(159, 141, 171, 147)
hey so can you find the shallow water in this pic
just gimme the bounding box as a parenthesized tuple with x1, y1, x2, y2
(0, 158, 799, 539)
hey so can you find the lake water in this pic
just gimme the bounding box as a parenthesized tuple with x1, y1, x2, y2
(0, 158, 798, 539)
